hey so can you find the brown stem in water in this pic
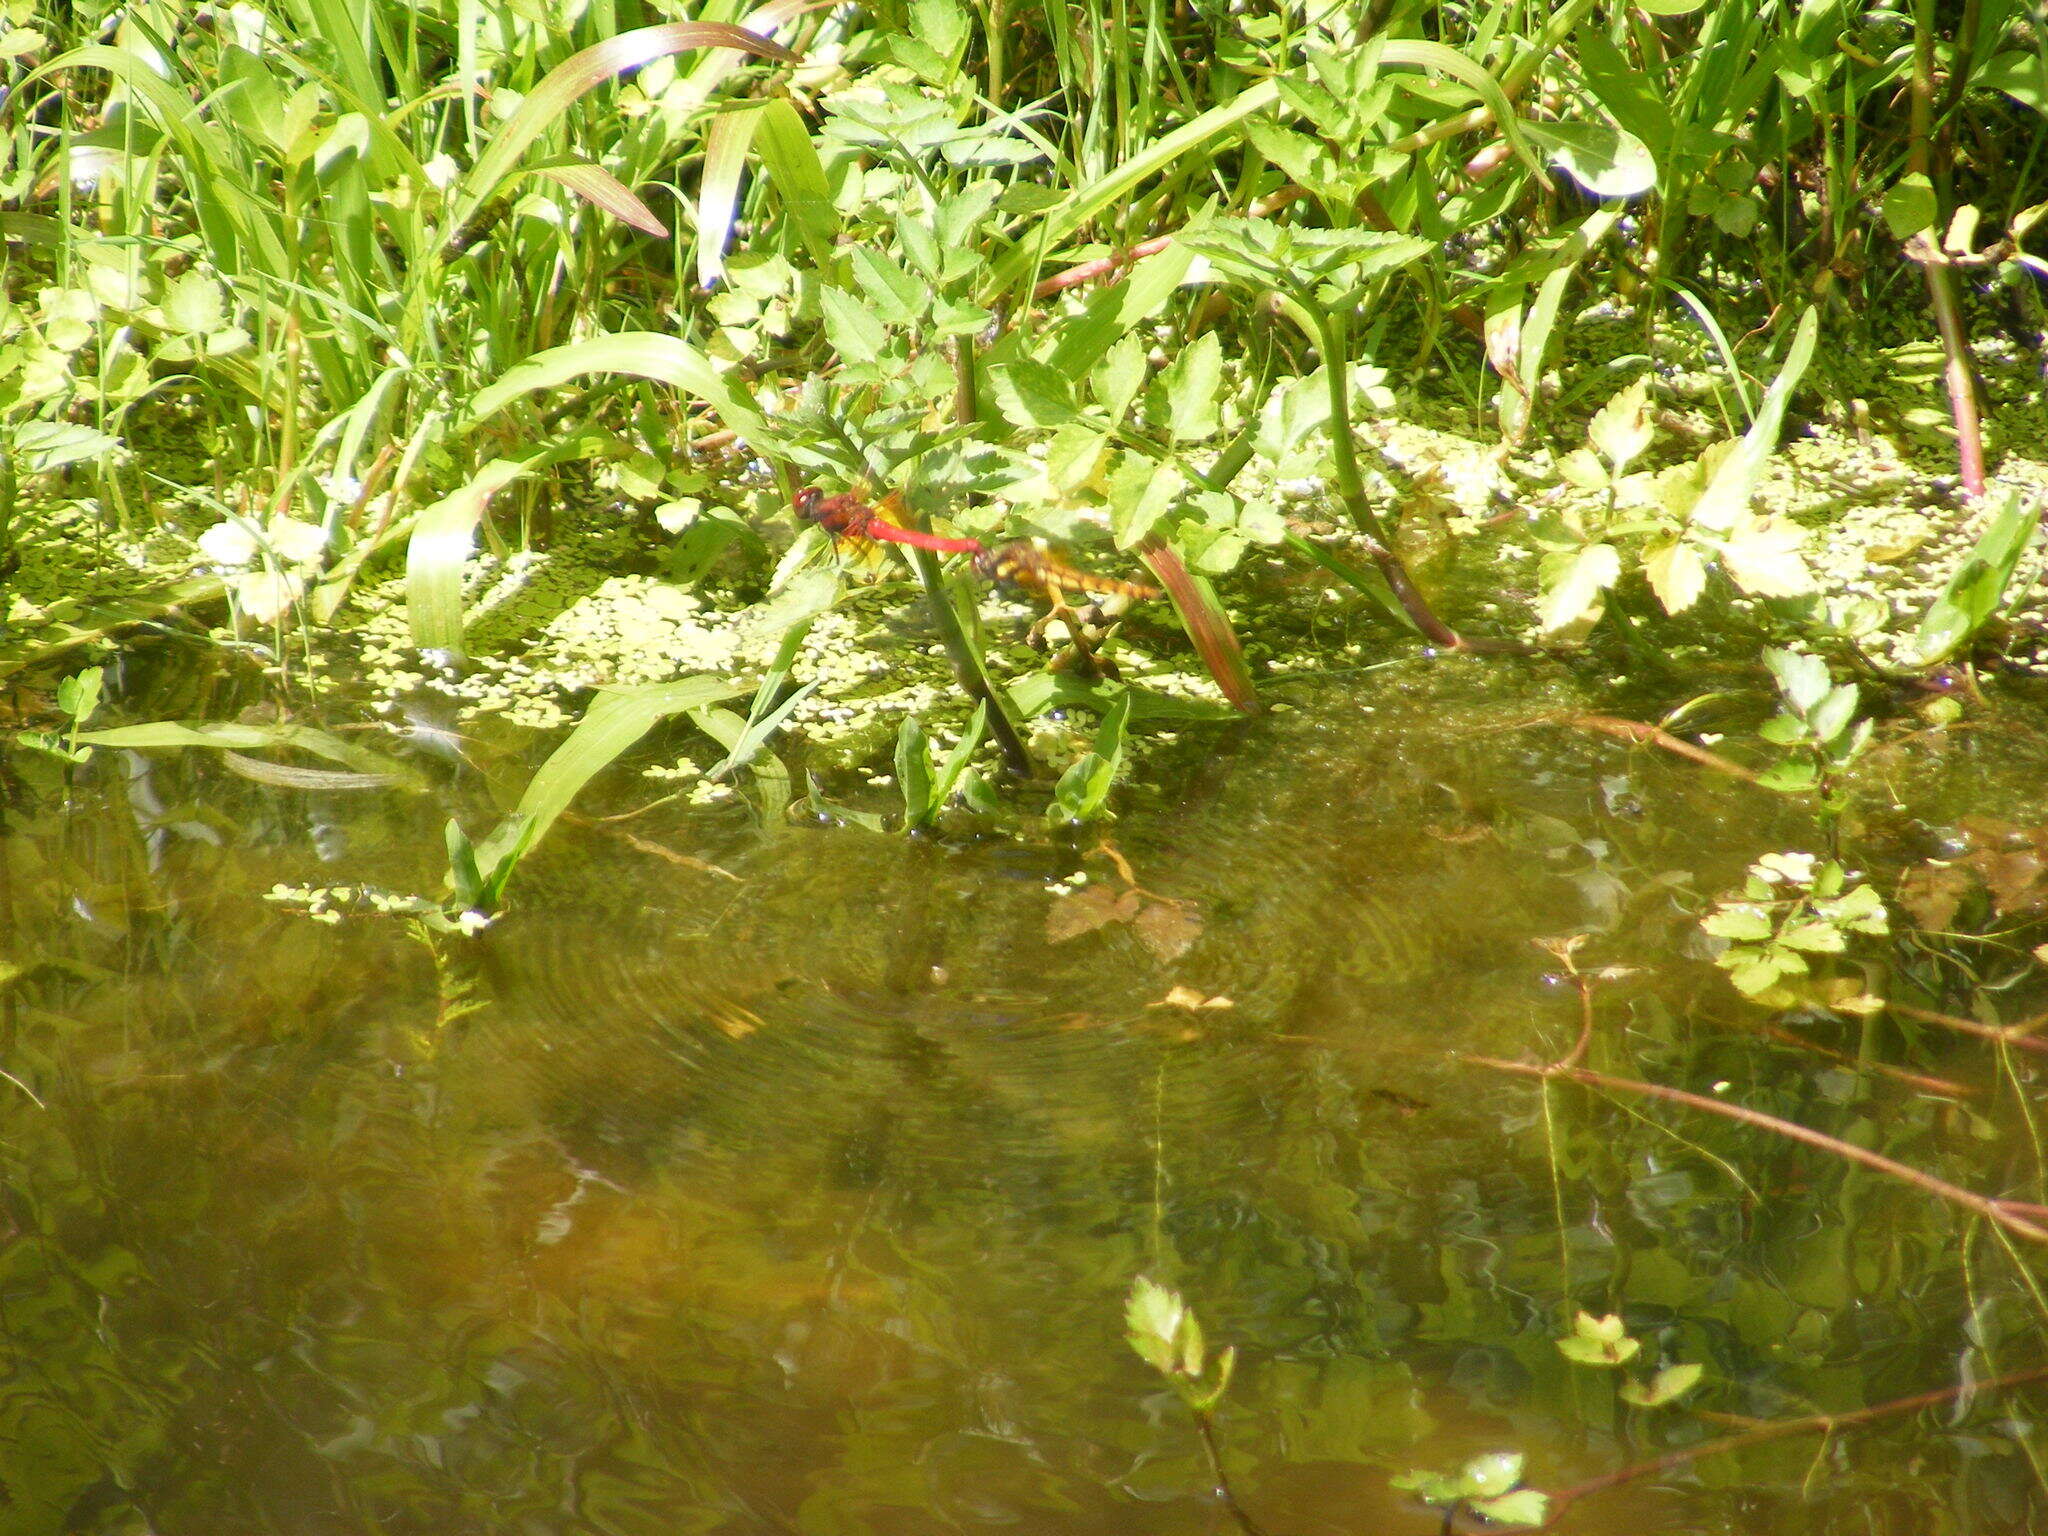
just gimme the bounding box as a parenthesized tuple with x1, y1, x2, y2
(1137, 535, 1262, 714)
(1889, 1002, 2048, 1057)
(1462, 1055, 2048, 1243)
(1557, 713, 1760, 780)
(1533, 1362, 2048, 1526)
(1191, 1410, 1272, 1536)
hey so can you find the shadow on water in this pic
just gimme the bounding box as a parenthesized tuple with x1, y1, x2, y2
(4, 657, 2048, 1534)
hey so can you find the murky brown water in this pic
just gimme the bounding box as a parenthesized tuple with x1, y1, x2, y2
(4, 654, 2046, 1534)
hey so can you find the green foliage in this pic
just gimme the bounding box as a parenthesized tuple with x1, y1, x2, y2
(1555, 1312, 1704, 1408)
(1756, 648, 1871, 802)
(1555, 1308, 1640, 1366)
(17, 663, 101, 761)
(897, 703, 989, 832)
(1907, 489, 2042, 668)
(1392, 1451, 1550, 1529)
(1050, 694, 1130, 827)
(1123, 1275, 1235, 1415)
(1702, 852, 1890, 1012)
(1535, 310, 1822, 635)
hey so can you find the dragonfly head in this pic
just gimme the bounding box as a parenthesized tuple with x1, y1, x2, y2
(793, 486, 823, 522)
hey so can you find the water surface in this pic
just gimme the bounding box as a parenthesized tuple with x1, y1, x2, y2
(4, 656, 2045, 1534)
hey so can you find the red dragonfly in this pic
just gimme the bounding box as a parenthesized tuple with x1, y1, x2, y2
(793, 486, 982, 555)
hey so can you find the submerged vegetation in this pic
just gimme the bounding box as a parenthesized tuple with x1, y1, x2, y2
(6, 0, 2048, 1528)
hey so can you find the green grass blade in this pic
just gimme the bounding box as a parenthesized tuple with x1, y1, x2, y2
(405, 457, 541, 656)
(452, 22, 796, 229)
(697, 103, 762, 286)
(986, 79, 1282, 298)
(463, 332, 767, 440)
(1690, 307, 1820, 532)
(531, 159, 670, 236)
(751, 96, 840, 269)
(476, 675, 743, 871)
(72, 721, 430, 790)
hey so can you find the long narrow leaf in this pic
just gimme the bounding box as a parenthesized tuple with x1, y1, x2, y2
(453, 22, 796, 228)
(752, 96, 841, 269)
(74, 721, 430, 790)
(1690, 307, 1820, 532)
(475, 676, 742, 871)
(464, 332, 767, 440)
(697, 103, 762, 286)
(986, 80, 1282, 297)
(531, 159, 670, 237)
(405, 457, 538, 655)
(1140, 537, 1261, 714)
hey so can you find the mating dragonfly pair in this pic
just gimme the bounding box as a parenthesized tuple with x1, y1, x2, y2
(794, 486, 1160, 678)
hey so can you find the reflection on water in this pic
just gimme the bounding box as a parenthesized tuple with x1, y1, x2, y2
(3, 660, 2046, 1534)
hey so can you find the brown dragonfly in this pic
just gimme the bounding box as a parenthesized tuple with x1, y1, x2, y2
(796, 487, 1160, 678)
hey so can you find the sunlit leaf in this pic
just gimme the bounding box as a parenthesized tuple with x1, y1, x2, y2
(1689, 307, 1818, 532)
(1522, 119, 1656, 197)
(1621, 1362, 1704, 1407)
(1643, 541, 1708, 613)
(1539, 542, 1621, 632)
(474, 676, 742, 875)
(1719, 514, 1814, 598)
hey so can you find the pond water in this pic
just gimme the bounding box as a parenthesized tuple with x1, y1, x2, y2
(4, 652, 2046, 1535)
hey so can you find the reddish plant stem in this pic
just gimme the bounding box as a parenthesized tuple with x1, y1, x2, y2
(1534, 1362, 2048, 1525)
(1889, 1002, 2048, 1057)
(1462, 1054, 2048, 1243)
(1559, 713, 1760, 780)
(1137, 535, 1262, 714)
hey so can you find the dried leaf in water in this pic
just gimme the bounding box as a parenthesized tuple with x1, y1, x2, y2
(1046, 885, 1140, 943)
(1151, 984, 1234, 1010)
(1897, 863, 1973, 932)
(1134, 899, 1202, 961)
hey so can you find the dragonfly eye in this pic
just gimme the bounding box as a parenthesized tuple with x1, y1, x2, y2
(793, 487, 820, 520)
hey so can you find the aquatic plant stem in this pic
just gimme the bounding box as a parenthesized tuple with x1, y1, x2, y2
(908, 545, 1034, 778)
(1315, 308, 1468, 650)
(1906, 0, 1986, 496)
(1191, 1410, 1271, 1536)
(1533, 1362, 2048, 1527)
(1465, 1055, 2048, 1244)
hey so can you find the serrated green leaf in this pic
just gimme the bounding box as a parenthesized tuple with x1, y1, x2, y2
(1764, 647, 1831, 712)
(1107, 457, 1183, 549)
(821, 286, 889, 365)
(1588, 377, 1654, 471)
(1471, 1489, 1551, 1527)
(1163, 331, 1223, 441)
(1719, 514, 1814, 597)
(1702, 904, 1774, 941)
(1756, 758, 1819, 794)
(1643, 540, 1708, 614)
(1808, 683, 1861, 745)
(1539, 542, 1621, 632)
(1777, 920, 1846, 953)
(1092, 334, 1148, 424)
